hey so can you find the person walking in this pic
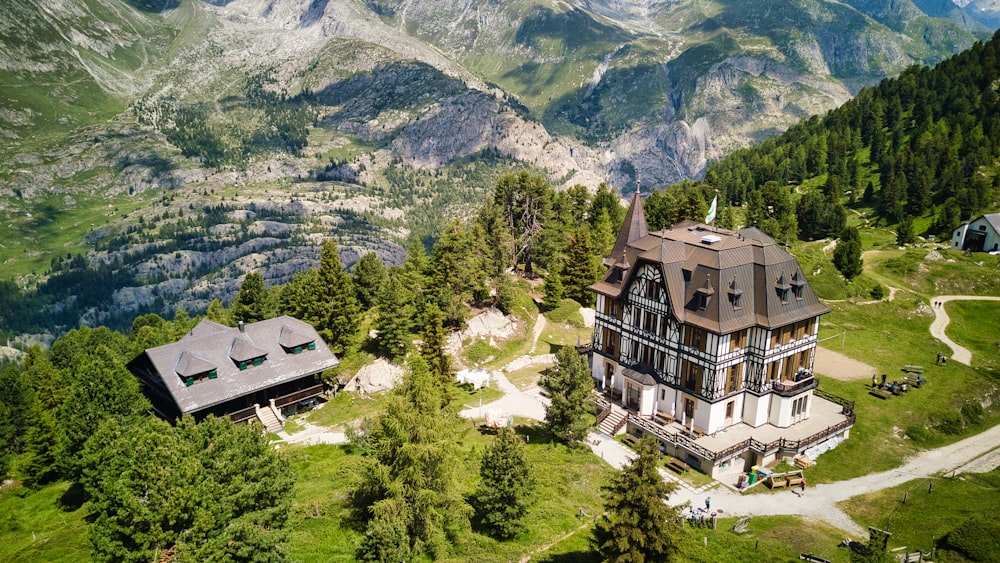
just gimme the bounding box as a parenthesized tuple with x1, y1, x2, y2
(705, 497, 711, 511)
(800, 477, 807, 496)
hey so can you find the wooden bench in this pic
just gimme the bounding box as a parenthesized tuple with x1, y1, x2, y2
(787, 476, 804, 488)
(902, 365, 924, 373)
(869, 388, 892, 400)
(907, 374, 926, 387)
(622, 433, 640, 447)
(666, 457, 688, 474)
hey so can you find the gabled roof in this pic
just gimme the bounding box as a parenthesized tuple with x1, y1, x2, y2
(980, 213, 1000, 233)
(278, 325, 314, 349)
(128, 315, 339, 415)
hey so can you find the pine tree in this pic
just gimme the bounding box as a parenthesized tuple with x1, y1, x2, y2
(562, 226, 599, 306)
(833, 227, 864, 280)
(353, 252, 388, 309)
(58, 345, 150, 481)
(472, 427, 535, 539)
(594, 437, 683, 562)
(317, 240, 361, 355)
(541, 347, 594, 445)
(230, 271, 271, 323)
(373, 273, 412, 360)
(19, 349, 64, 488)
(205, 298, 230, 325)
(542, 261, 565, 311)
(419, 301, 450, 384)
(896, 216, 916, 246)
(352, 356, 472, 559)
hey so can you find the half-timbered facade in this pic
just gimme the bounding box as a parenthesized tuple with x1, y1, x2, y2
(590, 192, 843, 475)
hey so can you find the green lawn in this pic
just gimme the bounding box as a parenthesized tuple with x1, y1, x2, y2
(283, 422, 615, 562)
(944, 300, 1000, 370)
(839, 466, 1000, 557)
(0, 482, 89, 562)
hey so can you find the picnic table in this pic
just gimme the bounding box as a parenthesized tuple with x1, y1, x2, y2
(902, 365, 924, 373)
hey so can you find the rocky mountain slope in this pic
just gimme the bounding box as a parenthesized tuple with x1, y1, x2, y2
(0, 0, 994, 332)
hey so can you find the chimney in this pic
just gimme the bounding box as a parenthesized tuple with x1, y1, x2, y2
(238, 321, 245, 333)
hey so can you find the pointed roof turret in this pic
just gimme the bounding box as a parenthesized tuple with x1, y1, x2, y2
(604, 187, 648, 267)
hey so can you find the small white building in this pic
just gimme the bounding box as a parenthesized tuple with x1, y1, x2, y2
(950, 213, 1000, 253)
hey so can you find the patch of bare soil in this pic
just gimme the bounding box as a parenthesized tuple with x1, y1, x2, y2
(814, 346, 876, 381)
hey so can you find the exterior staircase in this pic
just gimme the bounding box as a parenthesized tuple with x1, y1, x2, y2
(255, 404, 284, 435)
(598, 403, 629, 436)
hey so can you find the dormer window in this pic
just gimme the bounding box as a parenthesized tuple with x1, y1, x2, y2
(728, 276, 743, 310)
(776, 271, 791, 304)
(791, 270, 806, 301)
(695, 274, 715, 310)
(230, 337, 268, 370)
(279, 325, 316, 354)
(175, 351, 217, 387)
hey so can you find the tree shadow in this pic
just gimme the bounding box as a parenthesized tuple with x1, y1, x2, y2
(59, 482, 86, 511)
(124, 0, 179, 12)
(534, 551, 601, 563)
(513, 423, 557, 445)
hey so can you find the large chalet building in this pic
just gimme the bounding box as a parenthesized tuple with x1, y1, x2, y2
(128, 316, 339, 429)
(589, 192, 854, 478)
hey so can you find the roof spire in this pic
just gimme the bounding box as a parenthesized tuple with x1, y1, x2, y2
(604, 186, 649, 267)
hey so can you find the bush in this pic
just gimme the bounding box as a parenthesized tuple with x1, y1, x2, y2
(464, 340, 498, 365)
(961, 402, 985, 426)
(870, 284, 885, 300)
(937, 411, 965, 435)
(905, 425, 930, 443)
(943, 515, 1000, 561)
(545, 299, 585, 327)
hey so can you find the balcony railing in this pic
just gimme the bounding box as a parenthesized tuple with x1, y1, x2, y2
(771, 376, 818, 397)
(607, 391, 856, 465)
(274, 384, 326, 408)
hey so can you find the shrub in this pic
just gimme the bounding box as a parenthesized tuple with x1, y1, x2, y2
(937, 411, 965, 435)
(943, 515, 1000, 561)
(870, 284, 885, 300)
(961, 402, 985, 426)
(905, 425, 930, 443)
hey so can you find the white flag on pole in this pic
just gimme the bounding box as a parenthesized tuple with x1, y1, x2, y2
(705, 195, 718, 224)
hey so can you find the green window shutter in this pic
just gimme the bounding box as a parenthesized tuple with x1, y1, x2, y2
(307, 342, 316, 350)
(253, 357, 263, 366)
(294, 346, 302, 354)
(209, 370, 218, 379)
(185, 376, 194, 387)
(239, 361, 247, 370)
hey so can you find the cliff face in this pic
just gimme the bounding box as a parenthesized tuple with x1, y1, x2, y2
(0, 0, 993, 329)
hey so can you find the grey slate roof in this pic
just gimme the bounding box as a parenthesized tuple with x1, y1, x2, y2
(130, 316, 339, 415)
(592, 219, 829, 335)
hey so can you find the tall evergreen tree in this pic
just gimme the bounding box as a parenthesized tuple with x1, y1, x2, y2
(494, 172, 553, 275)
(19, 348, 64, 488)
(58, 345, 149, 481)
(594, 437, 683, 562)
(472, 427, 535, 539)
(230, 271, 271, 323)
(563, 226, 599, 306)
(373, 273, 412, 361)
(80, 415, 293, 562)
(541, 347, 594, 446)
(542, 261, 565, 311)
(317, 240, 361, 355)
(205, 298, 230, 325)
(419, 301, 450, 384)
(353, 252, 388, 310)
(353, 356, 471, 559)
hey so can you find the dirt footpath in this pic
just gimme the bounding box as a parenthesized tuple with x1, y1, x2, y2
(814, 346, 876, 381)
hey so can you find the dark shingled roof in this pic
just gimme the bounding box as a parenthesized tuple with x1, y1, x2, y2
(129, 316, 339, 415)
(592, 218, 829, 334)
(605, 190, 648, 268)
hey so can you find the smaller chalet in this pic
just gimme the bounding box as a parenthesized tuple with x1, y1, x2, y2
(128, 316, 339, 423)
(950, 213, 1000, 253)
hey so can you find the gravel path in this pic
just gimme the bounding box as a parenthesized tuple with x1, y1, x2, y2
(929, 295, 1000, 365)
